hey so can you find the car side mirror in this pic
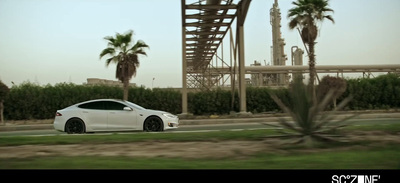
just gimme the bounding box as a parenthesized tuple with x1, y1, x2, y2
(123, 107, 133, 111)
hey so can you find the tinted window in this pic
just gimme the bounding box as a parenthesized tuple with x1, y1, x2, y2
(125, 101, 146, 110)
(105, 101, 127, 110)
(78, 101, 105, 110)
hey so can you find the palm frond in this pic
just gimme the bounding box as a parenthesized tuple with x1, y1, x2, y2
(278, 118, 303, 134)
(312, 133, 348, 143)
(105, 57, 117, 67)
(335, 95, 353, 110)
(287, 0, 334, 32)
(121, 30, 134, 46)
(307, 88, 334, 123)
(269, 93, 301, 124)
(130, 40, 149, 54)
(269, 94, 292, 115)
(322, 7, 334, 13)
(99, 47, 115, 59)
(103, 36, 115, 45)
(315, 123, 348, 134)
(104, 36, 122, 50)
(289, 18, 299, 30)
(132, 49, 148, 57)
(316, 111, 358, 130)
(317, 95, 354, 123)
(324, 15, 335, 23)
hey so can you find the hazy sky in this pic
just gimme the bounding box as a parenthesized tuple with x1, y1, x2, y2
(1, 0, 399, 88)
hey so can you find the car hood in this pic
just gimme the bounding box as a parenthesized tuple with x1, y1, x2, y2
(142, 109, 170, 115)
(145, 109, 165, 113)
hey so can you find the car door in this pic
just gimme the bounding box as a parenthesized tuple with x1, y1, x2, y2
(78, 101, 108, 131)
(105, 101, 138, 130)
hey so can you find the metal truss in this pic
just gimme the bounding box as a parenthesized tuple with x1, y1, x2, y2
(182, 0, 238, 91)
(181, 0, 252, 114)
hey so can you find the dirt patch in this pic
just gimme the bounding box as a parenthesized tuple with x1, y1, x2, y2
(3, 119, 54, 125)
(1, 131, 399, 159)
(0, 140, 274, 159)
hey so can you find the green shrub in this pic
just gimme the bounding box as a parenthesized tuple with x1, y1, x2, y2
(342, 73, 400, 110)
(3, 74, 399, 121)
(188, 88, 236, 115)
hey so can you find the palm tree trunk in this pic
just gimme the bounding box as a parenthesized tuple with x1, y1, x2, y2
(308, 41, 317, 103)
(123, 78, 129, 101)
(333, 97, 337, 110)
(0, 100, 4, 125)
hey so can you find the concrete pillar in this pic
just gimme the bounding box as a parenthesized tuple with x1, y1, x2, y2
(181, 0, 188, 115)
(234, 0, 251, 115)
(238, 25, 246, 113)
(181, 27, 188, 114)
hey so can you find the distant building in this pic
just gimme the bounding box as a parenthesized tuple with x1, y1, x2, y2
(85, 78, 137, 87)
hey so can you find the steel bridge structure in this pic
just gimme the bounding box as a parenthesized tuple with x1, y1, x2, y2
(181, 0, 251, 115)
(180, 0, 400, 116)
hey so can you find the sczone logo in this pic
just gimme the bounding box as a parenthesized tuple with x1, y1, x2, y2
(331, 175, 381, 183)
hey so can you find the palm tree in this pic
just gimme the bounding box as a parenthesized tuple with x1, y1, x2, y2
(288, 0, 334, 102)
(0, 80, 10, 125)
(100, 30, 149, 100)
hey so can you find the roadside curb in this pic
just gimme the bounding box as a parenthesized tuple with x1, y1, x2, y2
(1, 112, 400, 132)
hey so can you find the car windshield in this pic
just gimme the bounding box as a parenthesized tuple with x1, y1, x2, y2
(125, 101, 146, 110)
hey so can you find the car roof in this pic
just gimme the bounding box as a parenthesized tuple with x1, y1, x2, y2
(74, 99, 127, 106)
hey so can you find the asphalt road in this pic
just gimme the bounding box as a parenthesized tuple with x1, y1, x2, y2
(0, 118, 399, 137)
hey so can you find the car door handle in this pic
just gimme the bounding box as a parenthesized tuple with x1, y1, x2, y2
(83, 111, 89, 113)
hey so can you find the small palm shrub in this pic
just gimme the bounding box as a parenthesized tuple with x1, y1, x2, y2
(267, 77, 357, 147)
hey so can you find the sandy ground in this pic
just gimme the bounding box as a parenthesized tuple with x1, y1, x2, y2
(0, 140, 271, 159)
(1, 131, 399, 159)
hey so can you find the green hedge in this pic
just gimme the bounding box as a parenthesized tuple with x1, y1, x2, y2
(3, 74, 400, 120)
(188, 89, 236, 115)
(342, 73, 400, 110)
(4, 83, 184, 120)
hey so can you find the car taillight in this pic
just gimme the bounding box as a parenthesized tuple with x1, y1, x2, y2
(56, 112, 62, 116)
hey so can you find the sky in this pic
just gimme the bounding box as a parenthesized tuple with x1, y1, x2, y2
(0, 0, 399, 88)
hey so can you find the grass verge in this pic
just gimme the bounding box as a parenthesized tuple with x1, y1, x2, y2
(0, 122, 399, 169)
(1, 122, 399, 146)
(1, 144, 399, 169)
(0, 129, 280, 146)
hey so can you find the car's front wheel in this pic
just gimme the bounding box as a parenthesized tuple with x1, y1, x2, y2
(144, 116, 163, 132)
(65, 118, 85, 134)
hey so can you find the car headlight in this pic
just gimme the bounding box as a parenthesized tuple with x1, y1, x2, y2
(163, 113, 177, 118)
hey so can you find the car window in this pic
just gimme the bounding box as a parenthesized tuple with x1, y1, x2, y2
(125, 101, 146, 110)
(105, 101, 127, 110)
(78, 101, 105, 110)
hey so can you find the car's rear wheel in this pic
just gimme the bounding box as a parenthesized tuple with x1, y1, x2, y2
(144, 116, 163, 132)
(65, 118, 85, 134)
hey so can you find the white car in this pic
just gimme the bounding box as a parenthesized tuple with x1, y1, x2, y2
(53, 99, 179, 134)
